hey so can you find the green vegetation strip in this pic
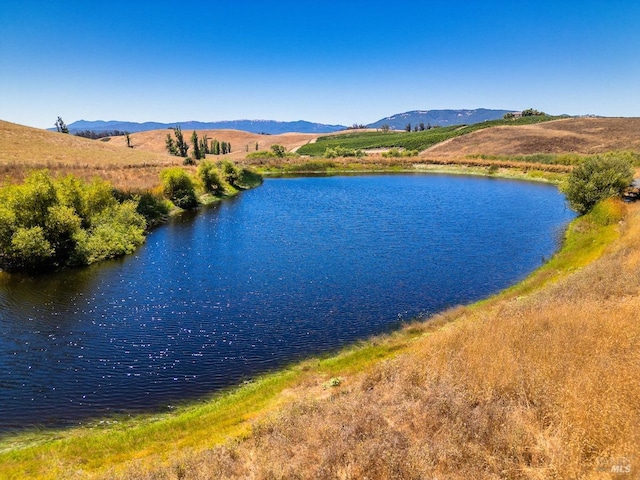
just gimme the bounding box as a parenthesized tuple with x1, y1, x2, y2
(0, 194, 623, 479)
(297, 116, 561, 156)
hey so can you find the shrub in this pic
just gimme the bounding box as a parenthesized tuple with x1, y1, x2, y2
(561, 156, 633, 214)
(9, 226, 54, 270)
(78, 201, 146, 264)
(197, 161, 224, 194)
(134, 191, 171, 226)
(381, 148, 419, 158)
(246, 150, 277, 159)
(0, 170, 147, 272)
(271, 144, 287, 158)
(219, 160, 239, 186)
(235, 168, 263, 189)
(323, 146, 366, 158)
(160, 167, 198, 209)
(284, 161, 336, 172)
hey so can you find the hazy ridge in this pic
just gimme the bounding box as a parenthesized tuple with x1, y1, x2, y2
(55, 108, 519, 135)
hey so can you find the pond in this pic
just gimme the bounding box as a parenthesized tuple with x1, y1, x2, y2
(0, 174, 574, 431)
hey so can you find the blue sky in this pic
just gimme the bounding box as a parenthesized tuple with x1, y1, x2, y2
(1, 1, 639, 129)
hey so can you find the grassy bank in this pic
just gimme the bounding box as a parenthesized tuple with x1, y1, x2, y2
(2, 193, 636, 479)
(243, 155, 571, 183)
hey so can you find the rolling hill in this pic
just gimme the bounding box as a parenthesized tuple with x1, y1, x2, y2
(4, 117, 640, 191)
(422, 117, 640, 158)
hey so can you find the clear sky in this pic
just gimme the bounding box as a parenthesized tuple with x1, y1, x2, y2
(1, 0, 639, 129)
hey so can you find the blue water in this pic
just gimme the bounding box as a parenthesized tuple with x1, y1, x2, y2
(0, 175, 574, 431)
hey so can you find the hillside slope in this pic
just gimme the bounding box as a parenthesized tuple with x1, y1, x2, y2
(423, 117, 640, 158)
(0, 121, 317, 189)
(0, 120, 178, 190)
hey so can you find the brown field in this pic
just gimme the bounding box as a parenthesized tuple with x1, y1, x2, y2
(423, 117, 640, 159)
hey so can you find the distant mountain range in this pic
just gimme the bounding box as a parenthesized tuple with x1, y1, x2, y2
(366, 109, 514, 130)
(59, 119, 347, 135)
(57, 109, 517, 135)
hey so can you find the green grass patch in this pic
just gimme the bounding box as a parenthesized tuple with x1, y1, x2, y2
(466, 150, 640, 167)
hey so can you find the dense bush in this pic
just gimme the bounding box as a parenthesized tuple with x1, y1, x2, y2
(219, 160, 239, 186)
(197, 161, 224, 194)
(381, 148, 419, 158)
(235, 168, 263, 189)
(160, 167, 197, 209)
(0, 171, 146, 272)
(323, 146, 366, 158)
(561, 156, 633, 214)
(245, 150, 277, 159)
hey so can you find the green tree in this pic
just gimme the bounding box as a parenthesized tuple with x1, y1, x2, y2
(160, 167, 197, 209)
(165, 133, 178, 155)
(521, 108, 545, 117)
(174, 126, 189, 157)
(270, 144, 287, 158)
(197, 160, 223, 194)
(200, 135, 210, 155)
(219, 160, 239, 186)
(191, 130, 202, 162)
(405, 123, 411, 132)
(79, 201, 146, 263)
(10, 227, 54, 270)
(561, 156, 634, 214)
(55, 116, 69, 134)
(13, 170, 57, 228)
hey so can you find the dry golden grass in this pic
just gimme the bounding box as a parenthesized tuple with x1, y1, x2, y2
(424, 117, 640, 159)
(0, 120, 182, 190)
(103, 203, 640, 479)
